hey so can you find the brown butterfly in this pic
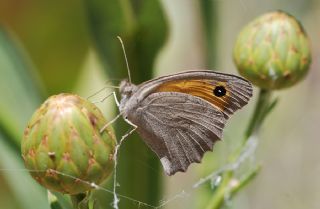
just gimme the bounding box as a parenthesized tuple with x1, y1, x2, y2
(118, 70, 252, 175)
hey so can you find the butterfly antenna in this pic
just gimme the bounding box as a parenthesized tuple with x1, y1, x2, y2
(117, 36, 132, 84)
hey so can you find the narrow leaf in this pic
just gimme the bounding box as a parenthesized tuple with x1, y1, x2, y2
(0, 27, 43, 146)
(0, 132, 49, 209)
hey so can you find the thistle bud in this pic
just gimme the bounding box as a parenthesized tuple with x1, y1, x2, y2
(233, 11, 311, 89)
(21, 94, 116, 194)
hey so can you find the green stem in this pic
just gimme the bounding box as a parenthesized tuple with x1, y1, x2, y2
(244, 89, 272, 140)
(230, 165, 261, 195)
(48, 191, 63, 209)
(70, 193, 88, 209)
(204, 172, 232, 209)
(205, 165, 261, 209)
(205, 88, 274, 209)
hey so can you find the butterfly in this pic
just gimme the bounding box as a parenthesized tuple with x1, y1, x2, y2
(117, 70, 252, 176)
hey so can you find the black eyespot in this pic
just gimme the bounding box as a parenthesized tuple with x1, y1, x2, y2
(213, 86, 226, 97)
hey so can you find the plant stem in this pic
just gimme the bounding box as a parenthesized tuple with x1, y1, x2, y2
(230, 165, 261, 196)
(70, 193, 88, 209)
(205, 88, 274, 209)
(48, 191, 63, 209)
(244, 89, 272, 140)
(204, 172, 232, 209)
(205, 166, 260, 209)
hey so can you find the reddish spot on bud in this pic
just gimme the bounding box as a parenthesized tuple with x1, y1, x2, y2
(109, 154, 114, 161)
(89, 158, 96, 166)
(70, 126, 79, 139)
(93, 134, 100, 144)
(42, 135, 48, 145)
(47, 169, 58, 177)
(283, 71, 292, 79)
(89, 113, 97, 127)
(63, 152, 71, 161)
(24, 127, 30, 137)
(290, 45, 298, 53)
(28, 149, 36, 157)
(301, 57, 309, 65)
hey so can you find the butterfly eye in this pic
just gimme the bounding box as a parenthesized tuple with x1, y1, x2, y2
(213, 86, 226, 97)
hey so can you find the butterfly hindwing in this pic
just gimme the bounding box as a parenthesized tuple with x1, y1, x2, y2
(133, 92, 226, 175)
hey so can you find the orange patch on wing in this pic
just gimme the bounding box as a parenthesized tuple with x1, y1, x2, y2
(154, 79, 230, 111)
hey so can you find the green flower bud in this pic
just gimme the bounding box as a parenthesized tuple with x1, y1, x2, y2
(233, 10, 311, 89)
(21, 94, 116, 194)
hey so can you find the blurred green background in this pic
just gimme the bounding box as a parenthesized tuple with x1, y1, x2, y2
(0, 0, 319, 209)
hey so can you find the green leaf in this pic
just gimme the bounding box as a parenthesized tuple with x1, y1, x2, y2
(0, 26, 50, 209)
(85, 0, 168, 208)
(0, 27, 43, 146)
(1, 1, 90, 94)
(0, 132, 50, 209)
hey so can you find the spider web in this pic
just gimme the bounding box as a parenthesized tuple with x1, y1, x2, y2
(0, 133, 257, 209)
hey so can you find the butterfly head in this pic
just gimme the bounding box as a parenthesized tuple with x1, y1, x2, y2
(120, 80, 137, 97)
(119, 79, 138, 111)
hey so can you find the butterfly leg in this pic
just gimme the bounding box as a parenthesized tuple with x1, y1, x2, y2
(118, 125, 137, 147)
(87, 80, 120, 104)
(90, 91, 116, 104)
(98, 91, 123, 133)
(123, 117, 138, 129)
(100, 111, 124, 133)
(112, 91, 120, 107)
(97, 89, 137, 134)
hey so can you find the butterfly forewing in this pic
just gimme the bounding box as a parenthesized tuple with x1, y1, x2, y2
(153, 72, 252, 118)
